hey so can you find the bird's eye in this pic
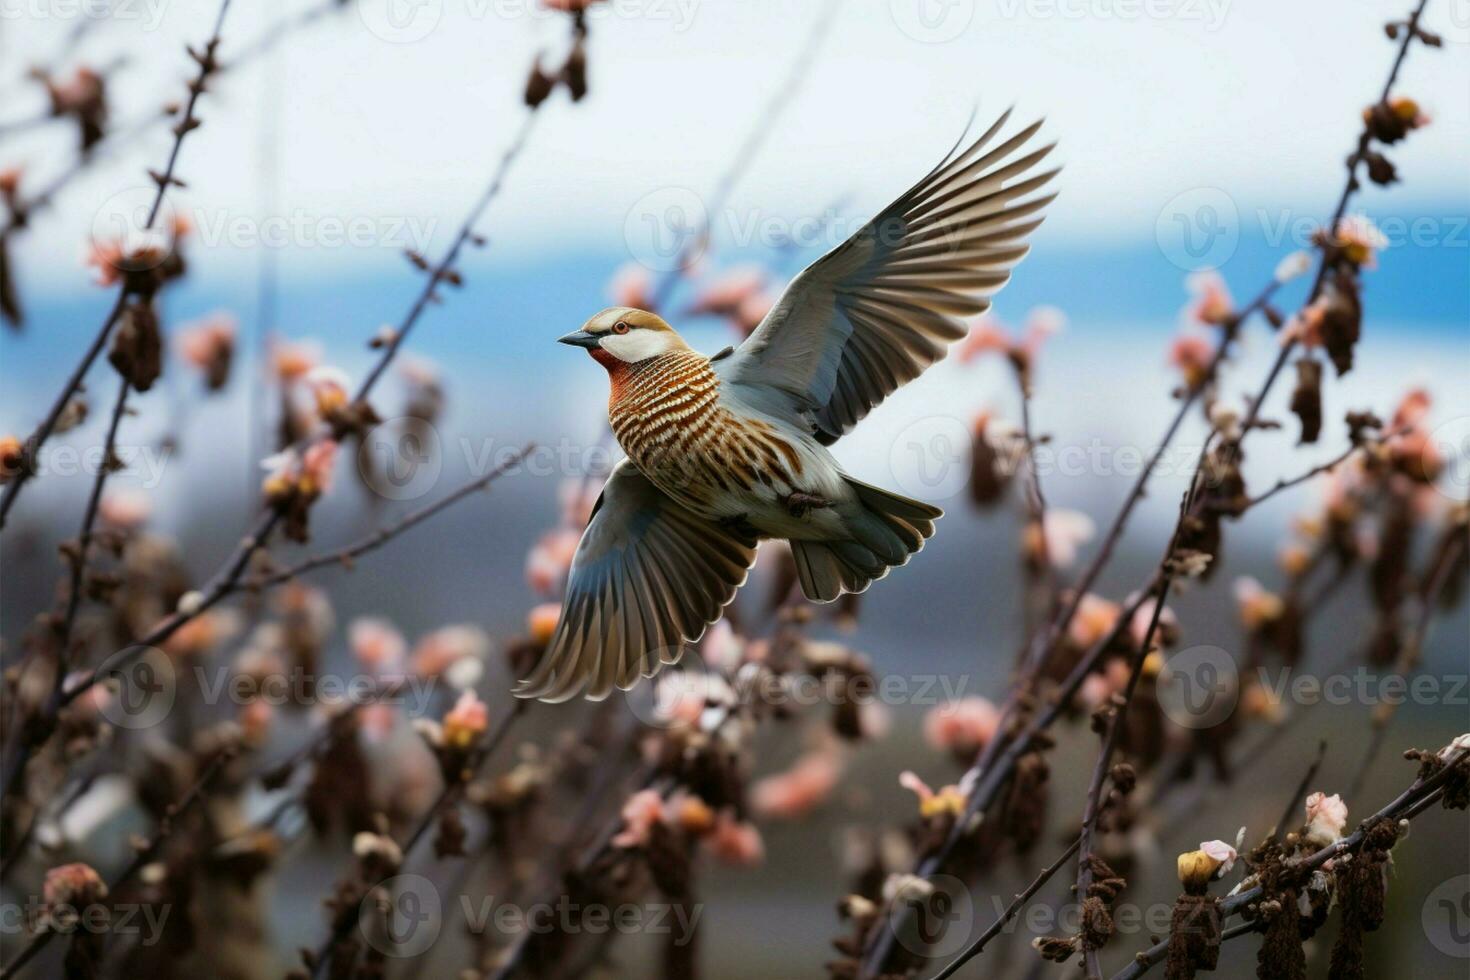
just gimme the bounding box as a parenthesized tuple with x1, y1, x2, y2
(612, 321, 630, 335)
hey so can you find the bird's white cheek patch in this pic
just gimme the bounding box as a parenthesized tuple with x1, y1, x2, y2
(600, 331, 672, 363)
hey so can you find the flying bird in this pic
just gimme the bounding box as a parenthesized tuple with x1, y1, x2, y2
(517, 111, 1057, 702)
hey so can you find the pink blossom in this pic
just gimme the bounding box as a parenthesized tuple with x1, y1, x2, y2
(350, 617, 406, 671)
(751, 749, 842, 819)
(1335, 215, 1388, 268)
(441, 690, 489, 750)
(1035, 509, 1095, 569)
(269, 336, 322, 382)
(558, 478, 602, 528)
(526, 527, 580, 595)
(1184, 271, 1235, 326)
(1019, 306, 1065, 355)
(685, 265, 765, 317)
(527, 603, 560, 644)
(898, 771, 964, 818)
(1168, 332, 1214, 385)
(98, 489, 150, 529)
(923, 697, 999, 755)
(177, 313, 236, 369)
(301, 440, 339, 496)
(1127, 596, 1175, 649)
(411, 625, 490, 680)
(1199, 839, 1237, 875)
(705, 811, 765, 866)
(612, 788, 667, 848)
(1233, 576, 1284, 629)
(43, 862, 106, 908)
(1068, 593, 1121, 649)
(732, 290, 775, 337)
(1390, 388, 1431, 432)
(607, 262, 652, 309)
(1303, 791, 1348, 845)
(955, 314, 1012, 363)
(239, 699, 273, 745)
(305, 366, 351, 417)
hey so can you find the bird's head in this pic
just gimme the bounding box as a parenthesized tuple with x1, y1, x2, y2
(558, 307, 687, 369)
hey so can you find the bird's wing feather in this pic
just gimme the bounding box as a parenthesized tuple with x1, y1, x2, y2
(716, 111, 1057, 444)
(515, 461, 758, 703)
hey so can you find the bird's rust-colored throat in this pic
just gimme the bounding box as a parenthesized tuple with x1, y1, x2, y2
(588, 347, 634, 403)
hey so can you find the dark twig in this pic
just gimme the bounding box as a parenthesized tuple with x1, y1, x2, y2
(647, 0, 838, 309)
(0, 0, 233, 530)
(1348, 520, 1467, 797)
(928, 834, 1082, 979)
(0, 376, 130, 828)
(1272, 739, 1327, 843)
(1111, 748, 1467, 980)
(256, 447, 532, 588)
(0, 748, 232, 979)
(308, 702, 528, 978)
(1237, 0, 1431, 439)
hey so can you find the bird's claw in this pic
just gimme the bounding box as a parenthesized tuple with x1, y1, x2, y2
(783, 492, 832, 519)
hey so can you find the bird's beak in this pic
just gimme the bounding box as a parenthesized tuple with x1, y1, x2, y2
(558, 330, 600, 349)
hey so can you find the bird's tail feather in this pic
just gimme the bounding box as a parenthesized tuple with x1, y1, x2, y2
(790, 479, 941, 602)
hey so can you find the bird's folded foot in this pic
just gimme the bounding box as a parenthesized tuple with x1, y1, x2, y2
(783, 491, 833, 519)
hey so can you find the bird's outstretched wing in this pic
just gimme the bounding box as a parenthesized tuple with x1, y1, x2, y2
(716, 111, 1057, 444)
(515, 461, 758, 703)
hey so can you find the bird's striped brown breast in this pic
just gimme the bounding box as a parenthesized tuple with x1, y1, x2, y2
(608, 350, 805, 511)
